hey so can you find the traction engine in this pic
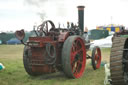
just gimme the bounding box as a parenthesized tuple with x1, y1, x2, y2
(15, 6, 102, 78)
(110, 28, 128, 85)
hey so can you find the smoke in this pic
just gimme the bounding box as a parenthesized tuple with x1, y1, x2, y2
(37, 12, 46, 21)
(24, 0, 85, 23)
(24, 0, 49, 21)
(24, 0, 48, 7)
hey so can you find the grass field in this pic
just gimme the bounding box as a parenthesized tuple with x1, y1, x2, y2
(0, 45, 111, 85)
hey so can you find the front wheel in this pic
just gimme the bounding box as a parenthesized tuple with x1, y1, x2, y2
(91, 46, 101, 70)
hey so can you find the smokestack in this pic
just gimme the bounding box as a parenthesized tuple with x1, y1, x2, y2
(77, 6, 85, 33)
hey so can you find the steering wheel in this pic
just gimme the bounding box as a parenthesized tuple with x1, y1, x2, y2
(37, 20, 55, 36)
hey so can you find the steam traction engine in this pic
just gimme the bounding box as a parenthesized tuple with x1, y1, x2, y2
(15, 6, 102, 78)
(110, 27, 128, 85)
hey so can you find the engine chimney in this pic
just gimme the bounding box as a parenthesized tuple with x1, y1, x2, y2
(77, 6, 85, 33)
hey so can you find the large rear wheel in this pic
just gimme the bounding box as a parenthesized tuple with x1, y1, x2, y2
(110, 37, 128, 85)
(62, 36, 86, 78)
(23, 46, 41, 76)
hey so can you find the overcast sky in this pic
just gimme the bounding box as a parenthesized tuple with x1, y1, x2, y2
(0, 0, 128, 32)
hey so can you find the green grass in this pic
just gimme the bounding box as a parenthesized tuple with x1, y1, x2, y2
(0, 45, 110, 85)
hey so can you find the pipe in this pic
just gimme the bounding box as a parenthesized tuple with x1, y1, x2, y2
(77, 6, 85, 33)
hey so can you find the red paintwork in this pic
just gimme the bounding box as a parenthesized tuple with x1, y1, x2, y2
(95, 48, 101, 69)
(29, 37, 53, 47)
(58, 32, 70, 42)
(28, 32, 70, 73)
(70, 37, 86, 78)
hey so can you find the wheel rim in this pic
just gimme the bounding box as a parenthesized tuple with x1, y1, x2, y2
(123, 42, 128, 83)
(70, 37, 86, 78)
(94, 48, 101, 69)
(23, 46, 42, 76)
(23, 46, 33, 75)
(123, 53, 128, 83)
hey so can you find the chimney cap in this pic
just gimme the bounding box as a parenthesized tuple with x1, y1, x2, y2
(77, 6, 85, 8)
